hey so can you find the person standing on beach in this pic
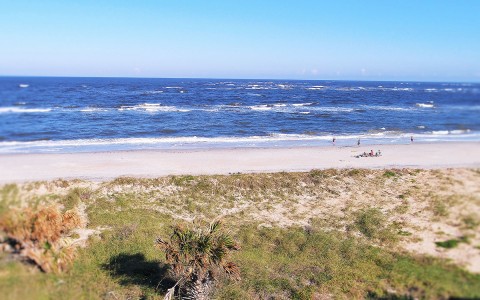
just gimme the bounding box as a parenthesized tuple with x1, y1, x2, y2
(411, 136, 414, 143)
(333, 137, 336, 145)
(357, 139, 360, 146)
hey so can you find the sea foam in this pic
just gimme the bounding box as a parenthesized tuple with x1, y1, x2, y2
(0, 107, 52, 113)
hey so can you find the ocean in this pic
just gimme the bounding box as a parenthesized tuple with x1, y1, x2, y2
(0, 77, 479, 153)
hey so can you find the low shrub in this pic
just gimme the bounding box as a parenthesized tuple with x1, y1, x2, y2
(0, 205, 84, 273)
(435, 239, 459, 249)
(354, 208, 397, 243)
(383, 171, 397, 178)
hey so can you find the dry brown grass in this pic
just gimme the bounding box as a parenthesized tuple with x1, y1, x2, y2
(0, 205, 83, 273)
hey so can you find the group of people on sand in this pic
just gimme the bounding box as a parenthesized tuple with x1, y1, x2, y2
(355, 150, 381, 158)
(332, 136, 414, 146)
(330, 135, 414, 159)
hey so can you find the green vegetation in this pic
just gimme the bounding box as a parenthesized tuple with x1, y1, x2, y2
(435, 239, 460, 249)
(0, 184, 19, 214)
(462, 213, 480, 229)
(383, 171, 397, 178)
(156, 221, 240, 299)
(1, 169, 480, 299)
(430, 198, 449, 217)
(61, 187, 92, 211)
(435, 236, 471, 249)
(216, 225, 480, 299)
(353, 208, 397, 243)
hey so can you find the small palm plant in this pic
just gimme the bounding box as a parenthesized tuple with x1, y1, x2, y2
(156, 220, 240, 300)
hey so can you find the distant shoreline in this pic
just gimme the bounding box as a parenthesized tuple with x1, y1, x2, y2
(1, 141, 479, 183)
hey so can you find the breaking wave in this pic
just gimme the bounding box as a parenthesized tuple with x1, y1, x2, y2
(0, 107, 52, 113)
(1, 130, 479, 154)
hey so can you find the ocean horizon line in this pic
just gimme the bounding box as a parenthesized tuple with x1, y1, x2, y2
(1, 75, 479, 84)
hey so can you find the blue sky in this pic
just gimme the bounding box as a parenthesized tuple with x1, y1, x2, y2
(0, 0, 479, 81)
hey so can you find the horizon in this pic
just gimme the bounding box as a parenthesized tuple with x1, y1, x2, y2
(1, 1, 480, 82)
(1, 74, 479, 84)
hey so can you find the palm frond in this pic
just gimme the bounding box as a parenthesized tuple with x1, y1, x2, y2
(209, 220, 222, 234)
(155, 220, 241, 283)
(222, 262, 241, 280)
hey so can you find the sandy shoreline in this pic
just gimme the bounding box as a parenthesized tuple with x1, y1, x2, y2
(1, 141, 479, 183)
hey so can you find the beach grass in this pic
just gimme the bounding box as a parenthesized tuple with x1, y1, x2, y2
(1, 168, 480, 299)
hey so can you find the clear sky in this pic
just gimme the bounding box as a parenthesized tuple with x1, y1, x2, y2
(1, 0, 479, 81)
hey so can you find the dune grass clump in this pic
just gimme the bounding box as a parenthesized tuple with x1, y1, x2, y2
(435, 236, 470, 249)
(0, 205, 83, 273)
(383, 171, 397, 178)
(462, 213, 480, 229)
(430, 198, 449, 217)
(62, 187, 92, 210)
(354, 208, 397, 243)
(435, 239, 459, 249)
(0, 184, 19, 215)
(156, 220, 240, 299)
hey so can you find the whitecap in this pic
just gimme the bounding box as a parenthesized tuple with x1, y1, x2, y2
(80, 107, 108, 112)
(310, 107, 354, 113)
(391, 87, 413, 91)
(292, 102, 313, 107)
(0, 107, 51, 113)
(118, 103, 190, 112)
(143, 90, 164, 94)
(416, 103, 435, 108)
(450, 129, 471, 134)
(366, 105, 411, 111)
(249, 105, 271, 111)
(307, 85, 325, 90)
(432, 130, 449, 135)
(19, 84, 29, 88)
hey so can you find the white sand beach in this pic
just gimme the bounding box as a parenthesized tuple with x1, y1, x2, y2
(1, 142, 479, 183)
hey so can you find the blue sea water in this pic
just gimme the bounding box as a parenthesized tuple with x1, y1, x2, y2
(0, 77, 479, 153)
